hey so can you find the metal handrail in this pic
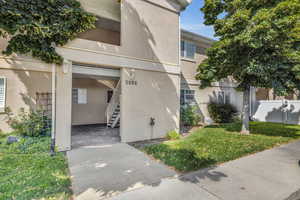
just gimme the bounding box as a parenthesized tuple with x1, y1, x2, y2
(106, 80, 121, 125)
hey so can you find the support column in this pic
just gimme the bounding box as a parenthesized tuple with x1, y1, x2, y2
(55, 60, 72, 151)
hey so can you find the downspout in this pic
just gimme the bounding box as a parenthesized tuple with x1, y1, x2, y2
(178, 14, 182, 133)
(50, 63, 56, 156)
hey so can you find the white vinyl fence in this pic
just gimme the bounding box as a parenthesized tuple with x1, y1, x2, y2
(252, 100, 300, 125)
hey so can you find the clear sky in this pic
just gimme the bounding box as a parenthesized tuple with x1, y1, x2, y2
(180, 0, 216, 39)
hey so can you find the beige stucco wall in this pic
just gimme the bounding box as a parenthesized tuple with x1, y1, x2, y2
(120, 68, 180, 142)
(72, 78, 111, 125)
(59, 0, 180, 67)
(180, 34, 244, 122)
(181, 48, 208, 81)
(181, 83, 243, 122)
(0, 68, 52, 132)
(0, 0, 182, 150)
(55, 61, 72, 151)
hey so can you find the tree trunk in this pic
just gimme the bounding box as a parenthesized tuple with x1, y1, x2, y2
(241, 86, 250, 134)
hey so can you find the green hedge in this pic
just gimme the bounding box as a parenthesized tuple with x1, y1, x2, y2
(208, 102, 238, 123)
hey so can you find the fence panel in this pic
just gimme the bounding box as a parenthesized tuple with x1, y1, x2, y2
(252, 100, 300, 125)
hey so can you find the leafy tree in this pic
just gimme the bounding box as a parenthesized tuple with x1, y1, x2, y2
(197, 0, 300, 133)
(0, 0, 96, 64)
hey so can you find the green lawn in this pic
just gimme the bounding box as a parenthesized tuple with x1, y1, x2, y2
(143, 122, 300, 172)
(0, 135, 72, 200)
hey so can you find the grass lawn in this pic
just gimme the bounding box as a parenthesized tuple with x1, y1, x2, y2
(143, 122, 300, 172)
(0, 135, 72, 200)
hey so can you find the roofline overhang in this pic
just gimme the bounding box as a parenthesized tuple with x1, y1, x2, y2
(176, 0, 193, 10)
(181, 29, 216, 45)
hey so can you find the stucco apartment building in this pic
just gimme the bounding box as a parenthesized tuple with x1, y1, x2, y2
(180, 30, 243, 123)
(0, 0, 243, 151)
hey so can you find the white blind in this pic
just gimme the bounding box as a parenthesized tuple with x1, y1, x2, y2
(72, 88, 88, 104)
(78, 88, 87, 104)
(0, 78, 6, 108)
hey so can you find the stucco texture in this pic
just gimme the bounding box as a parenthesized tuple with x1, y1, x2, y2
(0, 69, 51, 132)
(72, 78, 111, 125)
(120, 68, 180, 142)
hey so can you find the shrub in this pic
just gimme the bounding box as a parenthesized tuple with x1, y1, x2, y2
(0, 129, 5, 138)
(180, 105, 201, 126)
(166, 130, 181, 140)
(208, 102, 238, 123)
(5, 108, 51, 137)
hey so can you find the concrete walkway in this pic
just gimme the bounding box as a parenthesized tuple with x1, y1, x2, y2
(67, 143, 177, 200)
(107, 140, 300, 200)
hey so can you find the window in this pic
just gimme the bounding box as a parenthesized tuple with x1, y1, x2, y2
(217, 91, 231, 104)
(72, 88, 87, 104)
(181, 40, 196, 59)
(180, 89, 195, 105)
(0, 77, 6, 111)
(107, 90, 113, 103)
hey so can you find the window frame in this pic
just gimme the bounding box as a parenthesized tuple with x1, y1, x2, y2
(180, 89, 196, 105)
(0, 77, 6, 112)
(181, 40, 196, 60)
(217, 91, 231, 104)
(72, 88, 88, 105)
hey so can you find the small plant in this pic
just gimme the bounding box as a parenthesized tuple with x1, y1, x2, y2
(5, 107, 51, 137)
(208, 102, 238, 123)
(166, 130, 181, 140)
(0, 129, 5, 138)
(180, 105, 202, 126)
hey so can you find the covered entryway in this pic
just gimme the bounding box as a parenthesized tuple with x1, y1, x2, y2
(71, 64, 121, 148)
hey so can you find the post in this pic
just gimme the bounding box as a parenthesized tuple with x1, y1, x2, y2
(50, 63, 56, 156)
(241, 86, 250, 134)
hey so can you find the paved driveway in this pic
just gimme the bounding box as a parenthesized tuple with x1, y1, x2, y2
(67, 143, 177, 200)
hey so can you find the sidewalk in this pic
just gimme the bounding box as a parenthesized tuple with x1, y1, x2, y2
(108, 140, 300, 200)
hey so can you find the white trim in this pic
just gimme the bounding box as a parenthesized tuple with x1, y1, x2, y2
(0, 77, 6, 111)
(72, 65, 121, 78)
(57, 47, 181, 75)
(51, 64, 56, 146)
(181, 57, 196, 63)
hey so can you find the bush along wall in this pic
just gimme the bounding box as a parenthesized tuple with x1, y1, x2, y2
(208, 102, 238, 123)
(180, 105, 202, 126)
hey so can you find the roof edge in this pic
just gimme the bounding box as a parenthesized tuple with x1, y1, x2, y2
(176, 0, 192, 10)
(181, 29, 216, 45)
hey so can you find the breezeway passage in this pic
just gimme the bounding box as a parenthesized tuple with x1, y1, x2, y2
(67, 143, 177, 200)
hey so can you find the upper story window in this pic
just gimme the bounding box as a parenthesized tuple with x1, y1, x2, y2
(77, 0, 121, 46)
(0, 77, 6, 111)
(181, 40, 196, 59)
